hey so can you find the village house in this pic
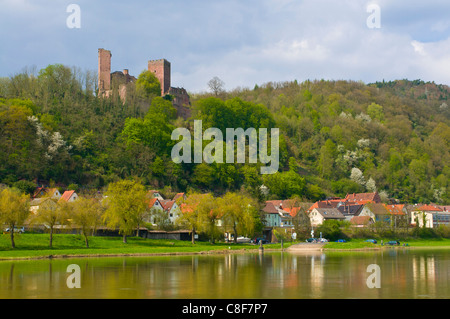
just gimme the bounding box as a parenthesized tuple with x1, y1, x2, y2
(32, 187, 61, 200)
(59, 190, 79, 202)
(336, 202, 364, 221)
(148, 196, 181, 225)
(411, 204, 449, 228)
(262, 201, 282, 227)
(358, 202, 391, 223)
(29, 197, 57, 215)
(309, 208, 346, 227)
(307, 198, 343, 213)
(148, 190, 164, 200)
(349, 215, 373, 228)
(263, 200, 297, 228)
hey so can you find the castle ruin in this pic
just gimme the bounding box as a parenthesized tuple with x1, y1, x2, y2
(98, 48, 191, 118)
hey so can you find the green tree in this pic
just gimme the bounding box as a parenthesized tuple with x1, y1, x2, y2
(69, 197, 104, 247)
(103, 180, 148, 243)
(32, 198, 68, 248)
(217, 192, 260, 243)
(318, 139, 336, 178)
(135, 70, 161, 99)
(176, 193, 209, 244)
(367, 102, 384, 122)
(0, 187, 30, 248)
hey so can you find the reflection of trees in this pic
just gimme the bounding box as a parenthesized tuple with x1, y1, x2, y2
(0, 252, 448, 298)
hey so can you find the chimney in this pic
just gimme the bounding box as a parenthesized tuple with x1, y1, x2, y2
(123, 69, 129, 75)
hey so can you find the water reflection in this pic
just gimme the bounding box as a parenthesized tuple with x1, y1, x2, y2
(0, 249, 449, 299)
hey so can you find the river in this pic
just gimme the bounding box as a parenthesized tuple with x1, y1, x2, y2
(0, 249, 449, 299)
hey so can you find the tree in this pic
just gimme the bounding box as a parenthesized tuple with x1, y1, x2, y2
(350, 167, 366, 186)
(217, 192, 260, 243)
(69, 197, 104, 247)
(136, 70, 161, 99)
(0, 187, 30, 248)
(177, 193, 209, 244)
(367, 102, 384, 122)
(318, 139, 336, 178)
(197, 193, 222, 243)
(32, 197, 68, 248)
(122, 109, 175, 157)
(317, 220, 347, 241)
(207, 76, 225, 97)
(103, 180, 148, 243)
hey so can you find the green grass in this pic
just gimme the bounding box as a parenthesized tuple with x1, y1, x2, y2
(0, 233, 288, 259)
(324, 238, 450, 250)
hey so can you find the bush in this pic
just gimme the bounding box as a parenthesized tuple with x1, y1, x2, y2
(317, 220, 347, 241)
(12, 180, 36, 195)
(411, 227, 440, 239)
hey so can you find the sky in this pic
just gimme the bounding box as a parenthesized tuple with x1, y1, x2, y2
(1, 0, 450, 93)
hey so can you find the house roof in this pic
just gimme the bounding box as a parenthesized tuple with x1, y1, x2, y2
(337, 204, 363, 216)
(148, 198, 159, 208)
(160, 200, 175, 212)
(148, 190, 163, 199)
(350, 215, 372, 225)
(312, 208, 345, 219)
(308, 199, 343, 212)
(59, 190, 75, 202)
(344, 192, 381, 204)
(413, 204, 443, 212)
(364, 202, 390, 215)
(173, 193, 185, 201)
(383, 204, 406, 215)
(32, 187, 59, 199)
(284, 206, 302, 217)
(263, 202, 279, 214)
(364, 202, 391, 215)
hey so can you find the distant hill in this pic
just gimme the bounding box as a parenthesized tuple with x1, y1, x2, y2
(0, 66, 449, 204)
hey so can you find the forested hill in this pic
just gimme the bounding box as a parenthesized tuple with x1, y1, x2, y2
(0, 65, 449, 205)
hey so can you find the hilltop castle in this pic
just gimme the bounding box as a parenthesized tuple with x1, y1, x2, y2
(97, 48, 191, 118)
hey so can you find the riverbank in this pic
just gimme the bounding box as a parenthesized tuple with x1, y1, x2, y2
(0, 233, 289, 260)
(1, 234, 450, 260)
(322, 238, 450, 251)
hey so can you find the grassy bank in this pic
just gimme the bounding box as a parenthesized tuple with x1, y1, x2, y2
(0, 233, 289, 260)
(323, 238, 450, 250)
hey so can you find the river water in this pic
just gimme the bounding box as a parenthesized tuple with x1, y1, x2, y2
(0, 249, 449, 299)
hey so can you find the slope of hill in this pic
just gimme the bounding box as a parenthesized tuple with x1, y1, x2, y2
(0, 65, 449, 204)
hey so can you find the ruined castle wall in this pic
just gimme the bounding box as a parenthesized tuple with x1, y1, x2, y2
(148, 59, 171, 95)
(98, 48, 112, 93)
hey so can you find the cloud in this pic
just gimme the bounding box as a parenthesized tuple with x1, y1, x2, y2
(1, 0, 450, 92)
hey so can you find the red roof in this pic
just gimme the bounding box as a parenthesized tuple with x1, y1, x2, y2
(263, 202, 278, 214)
(160, 200, 175, 211)
(148, 198, 158, 208)
(344, 192, 381, 204)
(414, 204, 443, 212)
(173, 193, 185, 201)
(59, 190, 75, 202)
(350, 216, 372, 225)
(284, 207, 302, 217)
(383, 204, 406, 215)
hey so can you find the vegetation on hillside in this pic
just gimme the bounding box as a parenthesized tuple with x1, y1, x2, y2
(0, 65, 449, 204)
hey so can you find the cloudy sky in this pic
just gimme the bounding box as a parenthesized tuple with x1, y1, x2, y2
(1, 0, 450, 93)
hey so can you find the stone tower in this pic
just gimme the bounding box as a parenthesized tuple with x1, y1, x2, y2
(148, 59, 171, 95)
(98, 48, 112, 95)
